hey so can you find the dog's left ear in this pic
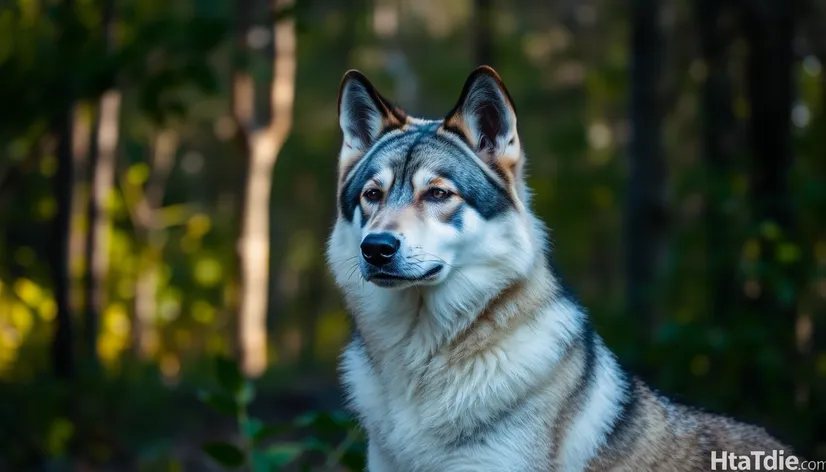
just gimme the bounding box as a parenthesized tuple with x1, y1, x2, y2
(443, 66, 520, 176)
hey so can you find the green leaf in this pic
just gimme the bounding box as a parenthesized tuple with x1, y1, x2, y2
(248, 443, 304, 472)
(252, 423, 289, 446)
(242, 417, 264, 439)
(214, 356, 244, 394)
(197, 390, 238, 416)
(250, 451, 272, 472)
(293, 412, 317, 428)
(202, 442, 246, 468)
(265, 443, 304, 467)
(237, 381, 256, 405)
(294, 411, 354, 434)
(301, 437, 330, 454)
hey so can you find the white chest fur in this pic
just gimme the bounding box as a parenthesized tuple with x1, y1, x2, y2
(342, 339, 548, 472)
(339, 297, 602, 472)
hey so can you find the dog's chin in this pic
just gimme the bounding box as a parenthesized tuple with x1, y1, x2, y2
(365, 265, 445, 289)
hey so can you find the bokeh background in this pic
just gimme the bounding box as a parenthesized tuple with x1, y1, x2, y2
(1, 0, 825, 470)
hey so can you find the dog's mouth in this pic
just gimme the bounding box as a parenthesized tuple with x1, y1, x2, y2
(367, 265, 443, 287)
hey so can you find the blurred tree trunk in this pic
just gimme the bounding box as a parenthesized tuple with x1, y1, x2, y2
(133, 262, 158, 357)
(69, 104, 92, 315)
(132, 130, 178, 358)
(50, 0, 78, 380)
(234, 0, 297, 377)
(83, 0, 121, 368)
(743, 0, 795, 246)
(474, 0, 493, 66)
(698, 0, 739, 319)
(740, 0, 798, 406)
(742, 3, 797, 314)
(625, 0, 666, 334)
(52, 116, 76, 380)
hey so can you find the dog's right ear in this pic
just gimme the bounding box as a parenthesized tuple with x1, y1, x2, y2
(337, 71, 405, 174)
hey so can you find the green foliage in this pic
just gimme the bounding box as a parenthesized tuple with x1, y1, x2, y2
(199, 357, 365, 471)
(203, 442, 246, 468)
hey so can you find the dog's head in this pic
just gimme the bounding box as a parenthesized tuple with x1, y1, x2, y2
(328, 66, 538, 291)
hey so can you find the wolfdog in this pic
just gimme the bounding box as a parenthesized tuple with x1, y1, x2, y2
(326, 66, 790, 471)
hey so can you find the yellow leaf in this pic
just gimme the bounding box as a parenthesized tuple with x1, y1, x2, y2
(39, 298, 57, 322)
(127, 163, 151, 186)
(191, 300, 215, 324)
(194, 258, 222, 287)
(11, 303, 33, 337)
(13, 278, 43, 307)
(186, 213, 212, 239)
(776, 243, 801, 264)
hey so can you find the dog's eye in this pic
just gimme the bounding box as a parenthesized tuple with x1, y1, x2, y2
(363, 189, 383, 202)
(426, 188, 451, 201)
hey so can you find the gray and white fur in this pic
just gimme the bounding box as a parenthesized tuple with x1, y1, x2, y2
(326, 66, 790, 472)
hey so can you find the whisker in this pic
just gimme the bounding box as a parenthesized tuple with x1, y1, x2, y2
(413, 252, 473, 285)
(329, 255, 359, 268)
(346, 262, 362, 282)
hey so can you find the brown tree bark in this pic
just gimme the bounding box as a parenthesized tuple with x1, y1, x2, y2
(132, 130, 178, 358)
(83, 0, 121, 367)
(234, 0, 297, 377)
(69, 104, 92, 315)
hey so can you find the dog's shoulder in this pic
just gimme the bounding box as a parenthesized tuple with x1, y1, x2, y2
(587, 377, 792, 471)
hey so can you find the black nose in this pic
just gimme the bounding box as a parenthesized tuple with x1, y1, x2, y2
(361, 233, 400, 266)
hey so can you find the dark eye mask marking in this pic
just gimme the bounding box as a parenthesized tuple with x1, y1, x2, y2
(338, 122, 514, 222)
(339, 136, 408, 222)
(445, 203, 465, 231)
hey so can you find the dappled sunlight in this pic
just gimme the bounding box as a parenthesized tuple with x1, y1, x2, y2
(193, 257, 223, 288)
(0, 278, 56, 374)
(97, 303, 130, 366)
(191, 299, 217, 325)
(0, 298, 31, 372)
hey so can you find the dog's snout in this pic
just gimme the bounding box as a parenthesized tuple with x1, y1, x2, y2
(361, 233, 400, 266)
